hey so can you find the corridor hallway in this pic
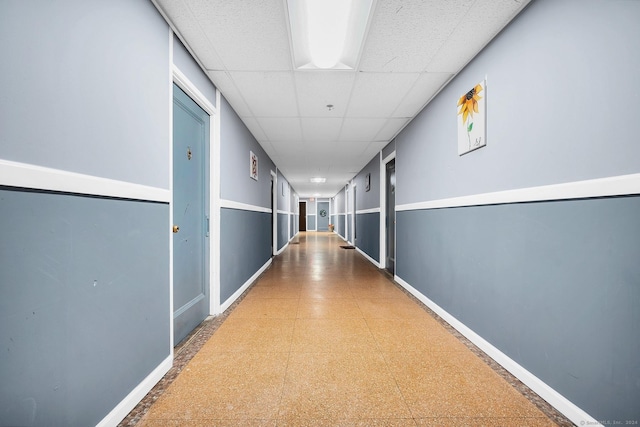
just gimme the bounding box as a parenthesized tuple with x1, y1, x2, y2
(128, 232, 569, 427)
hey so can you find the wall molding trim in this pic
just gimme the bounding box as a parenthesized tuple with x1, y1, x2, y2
(356, 207, 381, 214)
(356, 247, 380, 268)
(97, 355, 172, 427)
(397, 173, 640, 212)
(219, 258, 272, 313)
(220, 199, 271, 213)
(0, 159, 170, 202)
(393, 275, 600, 427)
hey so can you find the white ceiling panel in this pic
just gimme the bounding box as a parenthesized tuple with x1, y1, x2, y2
(156, 0, 531, 196)
(230, 72, 298, 117)
(346, 72, 420, 118)
(156, 0, 228, 71)
(339, 118, 387, 141)
(392, 72, 453, 117)
(257, 118, 302, 141)
(375, 118, 411, 141)
(359, 0, 475, 72)
(206, 71, 253, 117)
(294, 71, 357, 117)
(301, 118, 344, 142)
(184, 0, 291, 71)
(240, 117, 268, 141)
(426, 0, 533, 73)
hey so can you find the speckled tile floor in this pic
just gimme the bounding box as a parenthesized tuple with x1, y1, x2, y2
(120, 232, 574, 427)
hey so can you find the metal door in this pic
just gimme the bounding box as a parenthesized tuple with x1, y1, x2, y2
(386, 159, 396, 274)
(172, 84, 209, 346)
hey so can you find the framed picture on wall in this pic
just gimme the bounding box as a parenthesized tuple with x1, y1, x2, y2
(457, 79, 487, 155)
(250, 151, 258, 180)
(365, 173, 371, 192)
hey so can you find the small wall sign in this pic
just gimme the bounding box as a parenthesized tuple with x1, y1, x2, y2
(250, 151, 258, 180)
(457, 79, 487, 155)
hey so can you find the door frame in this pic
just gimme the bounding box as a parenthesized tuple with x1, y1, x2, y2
(379, 151, 396, 271)
(271, 170, 277, 255)
(171, 64, 221, 348)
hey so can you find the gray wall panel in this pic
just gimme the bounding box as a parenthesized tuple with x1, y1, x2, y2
(354, 156, 380, 210)
(307, 215, 316, 230)
(347, 214, 353, 242)
(338, 215, 346, 239)
(0, 189, 170, 427)
(396, 196, 640, 421)
(0, 0, 170, 188)
(355, 212, 380, 262)
(277, 213, 289, 250)
(220, 208, 272, 302)
(396, 0, 640, 205)
(220, 96, 275, 208)
(173, 36, 216, 107)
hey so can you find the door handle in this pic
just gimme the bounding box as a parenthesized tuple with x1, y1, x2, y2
(172, 225, 180, 233)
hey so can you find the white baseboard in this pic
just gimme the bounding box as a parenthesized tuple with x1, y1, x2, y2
(219, 258, 272, 313)
(96, 354, 172, 427)
(356, 247, 380, 268)
(393, 275, 600, 427)
(275, 242, 288, 255)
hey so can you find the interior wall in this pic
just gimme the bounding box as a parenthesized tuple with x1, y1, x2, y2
(391, 0, 640, 422)
(219, 95, 276, 303)
(0, 1, 171, 426)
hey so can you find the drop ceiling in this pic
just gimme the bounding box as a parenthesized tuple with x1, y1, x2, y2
(153, 0, 531, 197)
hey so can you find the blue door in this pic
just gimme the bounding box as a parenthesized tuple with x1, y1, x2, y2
(173, 84, 209, 345)
(317, 201, 330, 231)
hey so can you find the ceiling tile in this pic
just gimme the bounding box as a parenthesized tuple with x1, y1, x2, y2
(339, 118, 388, 141)
(375, 118, 410, 141)
(301, 118, 344, 142)
(207, 71, 253, 117)
(426, 0, 533, 72)
(294, 71, 357, 117)
(346, 72, 420, 117)
(183, 0, 291, 71)
(392, 72, 453, 117)
(359, 0, 475, 72)
(156, 0, 226, 70)
(230, 71, 298, 117)
(240, 117, 268, 141)
(257, 118, 302, 141)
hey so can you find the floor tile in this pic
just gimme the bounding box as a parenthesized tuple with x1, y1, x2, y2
(384, 351, 546, 418)
(279, 352, 412, 420)
(357, 297, 432, 319)
(291, 318, 378, 352)
(414, 417, 556, 426)
(297, 298, 363, 318)
(144, 352, 288, 420)
(227, 297, 299, 319)
(366, 318, 469, 353)
(200, 318, 295, 353)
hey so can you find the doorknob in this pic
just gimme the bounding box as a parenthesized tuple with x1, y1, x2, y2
(172, 225, 180, 233)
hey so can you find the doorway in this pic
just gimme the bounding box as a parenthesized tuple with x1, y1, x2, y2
(299, 201, 307, 231)
(385, 159, 396, 275)
(172, 84, 209, 346)
(317, 201, 330, 231)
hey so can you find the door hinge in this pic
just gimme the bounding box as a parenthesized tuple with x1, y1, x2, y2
(206, 215, 210, 237)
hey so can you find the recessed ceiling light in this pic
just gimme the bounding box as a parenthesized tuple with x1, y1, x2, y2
(287, 0, 374, 70)
(310, 177, 326, 183)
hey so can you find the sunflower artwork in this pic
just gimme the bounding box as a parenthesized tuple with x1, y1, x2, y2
(457, 80, 486, 155)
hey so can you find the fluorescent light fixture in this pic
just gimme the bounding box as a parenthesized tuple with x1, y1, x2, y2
(310, 177, 326, 183)
(287, 0, 374, 70)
